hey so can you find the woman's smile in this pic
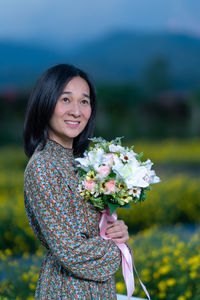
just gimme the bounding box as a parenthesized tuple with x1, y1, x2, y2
(64, 120, 81, 128)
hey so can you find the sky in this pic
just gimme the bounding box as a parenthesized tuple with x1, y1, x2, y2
(1, 0, 200, 49)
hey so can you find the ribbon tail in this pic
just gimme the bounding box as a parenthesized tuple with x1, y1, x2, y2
(99, 209, 151, 300)
(131, 251, 151, 300)
(119, 244, 135, 299)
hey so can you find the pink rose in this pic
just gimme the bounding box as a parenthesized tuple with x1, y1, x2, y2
(105, 179, 116, 194)
(85, 180, 96, 193)
(98, 166, 110, 178)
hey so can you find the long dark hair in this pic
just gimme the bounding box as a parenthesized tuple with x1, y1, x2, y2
(23, 64, 97, 158)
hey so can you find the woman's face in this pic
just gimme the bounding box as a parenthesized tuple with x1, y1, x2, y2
(48, 76, 92, 148)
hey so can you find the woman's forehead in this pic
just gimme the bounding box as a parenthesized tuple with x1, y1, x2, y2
(63, 76, 90, 95)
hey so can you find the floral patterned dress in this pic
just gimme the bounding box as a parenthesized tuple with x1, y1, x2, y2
(24, 138, 121, 299)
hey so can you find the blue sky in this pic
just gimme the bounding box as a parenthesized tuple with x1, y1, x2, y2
(1, 0, 200, 49)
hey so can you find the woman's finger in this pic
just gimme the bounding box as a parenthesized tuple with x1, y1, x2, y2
(111, 236, 129, 244)
(106, 231, 123, 238)
(106, 220, 125, 229)
(106, 228, 128, 238)
(106, 225, 123, 235)
(106, 221, 127, 234)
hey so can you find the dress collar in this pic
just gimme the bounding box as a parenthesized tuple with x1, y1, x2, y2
(46, 138, 73, 156)
(34, 138, 75, 164)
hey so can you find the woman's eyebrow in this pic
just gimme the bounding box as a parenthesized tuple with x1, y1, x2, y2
(62, 91, 90, 99)
(62, 91, 72, 95)
(82, 93, 90, 100)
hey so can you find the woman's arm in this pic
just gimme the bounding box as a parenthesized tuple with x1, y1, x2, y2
(24, 158, 121, 282)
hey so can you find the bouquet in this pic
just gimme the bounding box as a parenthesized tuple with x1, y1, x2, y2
(75, 137, 160, 215)
(75, 137, 160, 300)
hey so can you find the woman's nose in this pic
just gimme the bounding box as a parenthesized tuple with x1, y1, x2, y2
(68, 101, 81, 117)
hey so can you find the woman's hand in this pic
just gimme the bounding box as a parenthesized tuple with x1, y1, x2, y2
(105, 220, 129, 244)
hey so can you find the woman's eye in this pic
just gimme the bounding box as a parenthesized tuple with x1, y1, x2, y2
(81, 99, 89, 104)
(62, 97, 70, 103)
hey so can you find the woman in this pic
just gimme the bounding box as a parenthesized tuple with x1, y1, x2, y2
(23, 64, 129, 299)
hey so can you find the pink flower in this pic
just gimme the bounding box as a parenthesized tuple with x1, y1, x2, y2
(97, 166, 110, 178)
(85, 180, 96, 193)
(105, 179, 116, 194)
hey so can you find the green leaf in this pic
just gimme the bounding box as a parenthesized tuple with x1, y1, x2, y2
(78, 169, 86, 177)
(108, 202, 119, 215)
(139, 190, 146, 202)
(106, 171, 116, 180)
(103, 194, 109, 204)
(136, 152, 143, 162)
(121, 203, 131, 210)
(145, 186, 152, 191)
(91, 197, 105, 211)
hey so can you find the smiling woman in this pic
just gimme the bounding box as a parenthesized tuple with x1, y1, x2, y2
(48, 76, 92, 149)
(23, 64, 129, 299)
(23, 64, 97, 157)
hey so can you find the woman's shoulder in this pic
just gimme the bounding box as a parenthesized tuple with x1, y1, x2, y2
(24, 149, 54, 178)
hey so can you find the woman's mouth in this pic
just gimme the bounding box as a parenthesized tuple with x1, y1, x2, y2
(64, 121, 80, 128)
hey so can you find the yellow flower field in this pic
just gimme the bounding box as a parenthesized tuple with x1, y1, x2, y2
(115, 225, 200, 300)
(0, 140, 200, 299)
(128, 138, 200, 164)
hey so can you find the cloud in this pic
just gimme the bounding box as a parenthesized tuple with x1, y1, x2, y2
(0, 0, 200, 45)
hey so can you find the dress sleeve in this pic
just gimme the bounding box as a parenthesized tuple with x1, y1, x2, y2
(24, 158, 121, 282)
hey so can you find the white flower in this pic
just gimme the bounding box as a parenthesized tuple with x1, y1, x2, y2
(149, 170, 161, 184)
(112, 155, 124, 178)
(75, 148, 104, 171)
(93, 192, 100, 197)
(112, 157, 153, 188)
(125, 166, 151, 188)
(142, 159, 161, 184)
(75, 157, 90, 171)
(102, 153, 115, 167)
(78, 183, 84, 192)
(128, 187, 141, 199)
(109, 144, 124, 152)
(89, 148, 104, 164)
(142, 159, 153, 170)
(120, 149, 137, 163)
(112, 156, 139, 177)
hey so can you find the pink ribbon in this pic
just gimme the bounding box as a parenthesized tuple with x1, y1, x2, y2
(99, 207, 150, 300)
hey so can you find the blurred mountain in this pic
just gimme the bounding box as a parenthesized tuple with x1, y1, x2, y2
(0, 41, 65, 89)
(1, 31, 200, 90)
(70, 31, 200, 89)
